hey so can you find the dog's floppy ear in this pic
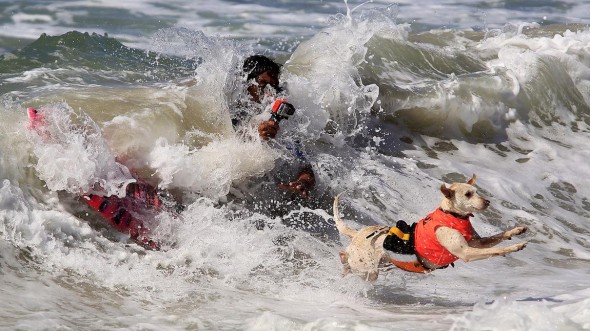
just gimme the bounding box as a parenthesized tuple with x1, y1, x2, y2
(440, 184, 454, 199)
(467, 174, 477, 185)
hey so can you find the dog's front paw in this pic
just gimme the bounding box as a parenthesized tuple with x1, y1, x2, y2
(508, 242, 527, 253)
(503, 226, 528, 240)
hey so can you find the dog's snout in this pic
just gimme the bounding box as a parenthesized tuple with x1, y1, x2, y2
(484, 199, 490, 207)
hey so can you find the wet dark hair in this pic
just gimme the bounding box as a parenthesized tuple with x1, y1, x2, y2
(242, 55, 281, 82)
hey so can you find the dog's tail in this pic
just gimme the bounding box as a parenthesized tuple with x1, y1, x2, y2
(333, 192, 358, 238)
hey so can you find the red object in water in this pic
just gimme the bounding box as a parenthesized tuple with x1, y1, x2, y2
(82, 183, 162, 250)
(27, 107, 162, 250)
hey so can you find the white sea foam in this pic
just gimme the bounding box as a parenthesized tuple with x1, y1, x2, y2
(28, 104, 135, 197)
(149, 136, 277, 198)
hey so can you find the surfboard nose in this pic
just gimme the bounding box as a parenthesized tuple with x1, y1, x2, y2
(26, 107, 46, 130)
(27, 107, 38, 119)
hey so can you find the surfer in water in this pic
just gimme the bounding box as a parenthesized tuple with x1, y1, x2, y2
(233, 55, 316, 199)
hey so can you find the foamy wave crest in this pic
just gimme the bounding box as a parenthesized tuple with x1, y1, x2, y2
(361, 23, 590, 140)
(285, 5, 399, 136)
(483, 27, 590, 127)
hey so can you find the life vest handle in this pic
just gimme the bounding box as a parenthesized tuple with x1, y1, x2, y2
(388, 226, 410, 241)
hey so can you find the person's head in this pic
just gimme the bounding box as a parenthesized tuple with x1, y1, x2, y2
(243, 55, 281, 102)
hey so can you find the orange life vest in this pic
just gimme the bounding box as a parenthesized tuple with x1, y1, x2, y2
(414, 208, 475, 267)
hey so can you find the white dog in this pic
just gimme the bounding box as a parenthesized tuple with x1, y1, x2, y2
(333, 175, 528, 281)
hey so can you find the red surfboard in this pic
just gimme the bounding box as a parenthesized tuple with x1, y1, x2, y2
(27, 107, 162, 250)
